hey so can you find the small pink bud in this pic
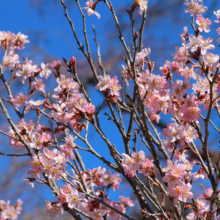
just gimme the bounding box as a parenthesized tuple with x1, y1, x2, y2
(69, 56, 76, 71)
(134, 31, 138, 40)
(50, 60, 61, 69)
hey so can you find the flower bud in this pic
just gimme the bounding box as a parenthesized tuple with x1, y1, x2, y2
(134, 31, 138, 40)
(69, 56, 76, 72)
(50, 60, 61, 69)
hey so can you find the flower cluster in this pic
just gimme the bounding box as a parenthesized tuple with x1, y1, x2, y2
(162, 159, 194, 205)
(95, 75, 122, 102)
(46, 188, 134, 219)
(27, 148, 67, 181)
(133, 0, 149, 15)
(83, 0, 101, 19)
(162, 122, 199, 152)
(76, 166, 122, 191)
(0, 199, 22, 220)
(0, 31, 29, 52)
(121, 150, 154, 178)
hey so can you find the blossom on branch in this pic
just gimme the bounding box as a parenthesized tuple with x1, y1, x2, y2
(83, 0, 101, 19)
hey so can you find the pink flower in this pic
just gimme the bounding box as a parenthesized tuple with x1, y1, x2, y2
(202, 188, 213, 201)
(178, 66, 197, 79)
(24, 99, 44, 114)
(30, 133, 44, 149)
(10, 93, 30, 108)
(31, 78, 45, 92)
(83, 0, 100, 19)
(134, 0, 149, 15)
(24, 178, 35, 188)
(67, 189, 85, 208)
(27, 167, 42, 179)
(61, 184, 73, 195)
(0, 31, 29, 52)
(162, 175, 183, 186)
(17, 60, 39, 84)
(131, 150, 145, 170)
(92, 209, 106, 220)
(184, 0, 207, 16)
(86, 103, 95, 114)
(45, 201, 63, 218)
(119, 196, 134, 207)
(135, 47, 150, 69)
(183, 124, 198, 143)
(0, 31, 16, 51)
(171, 79, 192, 101)
(146, 75, 167, 91)
(140, 158, 154, 176)
(186, 212, 197, 220)
(51, 164, 63, 181)
(196, 15, 212, 33)
(50, 60, 61, 68)
(41, 132, 51, 143)
(41, 158, 56, 178)
(180, 26, 188, 43)
(1, 206, 19, 220)
(167, 184, 183, 205)
(109, 76, 122, 97)
(193, 166, 207, 180)
(162, 123, 183, 143)
(179, 183, 194, 203)
(121, 153, 136, 177)
(64, 135, 76, 149)
(198, 36, 215, 55)
(39, 63, 51, 79)
(170, 163, 187, 178)
(172, 45, 188, 64)
(186, 34, 200, 52)
(14, 32, 29, 50)
(95, 75, 111, 91)
(111, 173, 122, 191)
(102, 170, 113, 186)
(214, 9, 220, 23)
(160, 60, 171, 75)
(181, 106, 201, 122)
(1, 51, 19, 71)
(121, 64, 131, 87)
(162, 159, 174, 173)
(201, 52, 219, 67)
(106, 202, 122, 220)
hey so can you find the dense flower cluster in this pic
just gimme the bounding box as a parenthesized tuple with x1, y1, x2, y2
(46, 189, 134, 219)
(95, 75, 122, 102)
(121, 150, 154, 178)
(0, 199, 22, 220)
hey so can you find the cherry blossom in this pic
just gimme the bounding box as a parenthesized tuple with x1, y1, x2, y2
(45, 201, 63, 218)
(184, 0, 207, 16)
(1, 51, 19, 71)
(83, 0, 100, 19)
(39, 63, 51, 79)
(134, 0, 149, 15)
(9, 93, 30, 108)
(196, 15, 212, 33)
(135, 47, 151, 69)
(31, 78, 46, 93)
(67, 189, 85, 208)
(214, 9, 220, 23)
